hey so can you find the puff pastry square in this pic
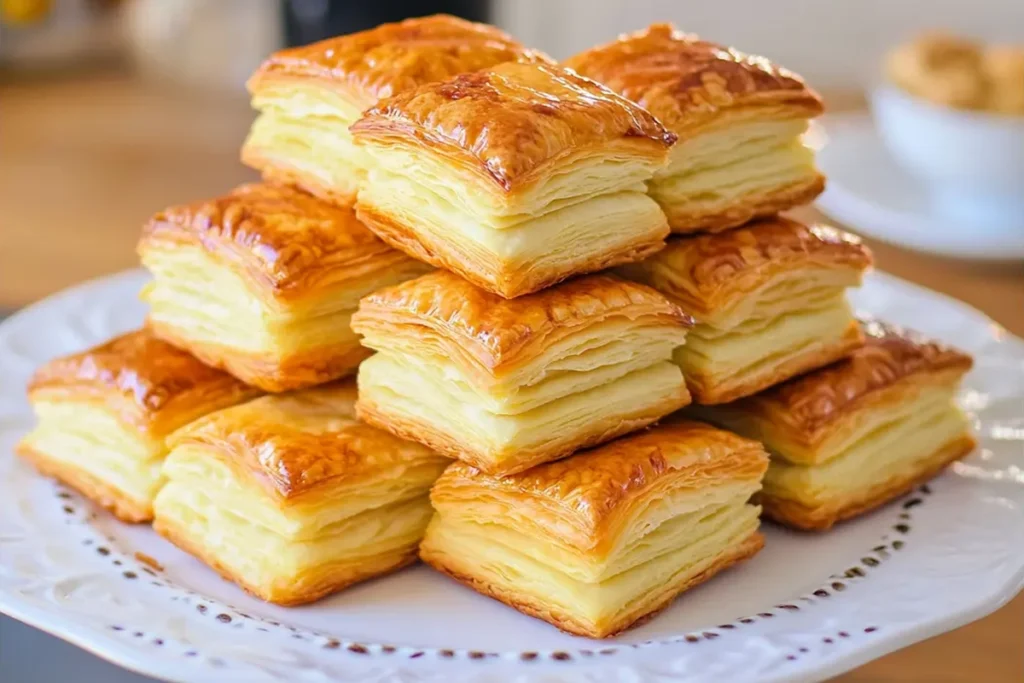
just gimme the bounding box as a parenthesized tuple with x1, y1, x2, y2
(351, 271, 693, 475)
(350, 60, 676, 298)
(693, 321, 975, 530)
(138, 183, 430, 392)
(243, 14, 536, 204)
(619, 217, 872, 404)
(420, 420, 768, 637)
(153, 381, 449, 605)
(17, 330, 258, 522)
(565, 23, 825, 234)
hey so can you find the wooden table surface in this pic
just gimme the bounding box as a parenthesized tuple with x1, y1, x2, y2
(1, 73, 1022, 682)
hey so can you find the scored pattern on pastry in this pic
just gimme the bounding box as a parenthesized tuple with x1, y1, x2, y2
(565, 23, 825, 233)
(139, 183, 431, 392)
(692, 321, 975, 530)
(17, 329, 258, 522)
(618, 216, 873, 404)
(351, 271, 693, 475)
(350, 60, 676, 297)
(243, 14, 541, 204)
(420, 420, 769, 638)
(152, 381, 450, 606)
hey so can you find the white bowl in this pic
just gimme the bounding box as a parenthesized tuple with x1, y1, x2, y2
(870, 85, 1024, 228)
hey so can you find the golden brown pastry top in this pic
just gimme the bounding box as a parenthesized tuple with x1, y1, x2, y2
(432, 420, 768, 552)
(618, 217, 872, 316)
(247, 14, 538, 110)
(349, 59, 676, 194)
(169, 381, 446, 502)
(27, 329, 258, 436)
(564, 23, 823, 132)
(140, 183, 421, 301)
(351, 270, 692, 375)
(728, 320, 974, 439)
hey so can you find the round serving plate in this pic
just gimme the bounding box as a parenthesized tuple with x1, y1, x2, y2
(1, 270, 1022, 683)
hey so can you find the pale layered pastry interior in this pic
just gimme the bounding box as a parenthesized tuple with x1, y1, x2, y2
(154, 444, 445, 598)
(21, 400, 166, 508)
(141, 245, 420, 361)
(649, 117, 817, 220)
(244, 84, 369, 198)
(358, 319, 689, 466)
(760, 385, 971, 506)
(677, 270, 859, 393)
(357, 144, 668, 282)
(424, 481, 761, 632)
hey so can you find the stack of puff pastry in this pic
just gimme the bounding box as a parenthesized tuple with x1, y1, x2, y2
(16, 13, 978, 637)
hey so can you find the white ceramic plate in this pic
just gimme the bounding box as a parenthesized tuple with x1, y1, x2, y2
(811, 113, 1024, 262)
(1, 270, 1023, 683)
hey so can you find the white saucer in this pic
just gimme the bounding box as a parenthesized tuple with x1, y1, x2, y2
(812, 113, 1024, 261)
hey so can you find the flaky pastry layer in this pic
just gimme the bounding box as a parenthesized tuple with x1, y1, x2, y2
(350, 60, 675, 297)
(17, 329, 257, 521)
(421, 420, 767, 636)
(695, 321, 975, 529)
(353, 272, 692, 472)
(140, 187, 430, 391)
(154, 382, 448, 604)
(243, 15, 536, 203)
(565, 23, 823, 233)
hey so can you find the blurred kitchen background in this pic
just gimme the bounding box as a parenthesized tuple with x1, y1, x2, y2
(0, 1, 1021, 682)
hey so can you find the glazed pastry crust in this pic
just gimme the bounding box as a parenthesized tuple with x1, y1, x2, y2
(25, 329, 257, 436)
(618, 217, 872, 319)
(154, 514, 419, 606)
(762, 434, 975, 531)
(349, 60, 675, 197)
(422, 530, 764, 638)
(563, 23, 823, 134)
(421, 420, 768, 636)
(247, 14, 537, 112)
(715, 320, 974, 452)
(139, 183, 422, 304)
(353, 202, 668, 298)
(352, 271, 691, 380)
(429, 420, 767, 554)
(17, 444, 152, 523)
(169, 381, 446, 502)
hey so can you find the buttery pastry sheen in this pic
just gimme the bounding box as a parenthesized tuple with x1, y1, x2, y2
(351, 271, 693, 475)
(138, 183, 430, 392)
(243, 14, 538, 204)
(350, 60, 676, 297)
(17, 329, 258, 522)
(693, 321, 975, 530)
(565, 23, 825, 233)
(153, 381, 449, 605)
(420, 420, 769, 637)
(619, 217, 872, 404)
